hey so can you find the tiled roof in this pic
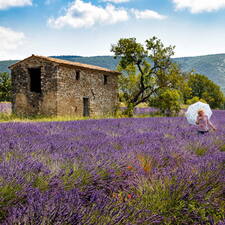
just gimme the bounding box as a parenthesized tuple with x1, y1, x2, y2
(9, 55, 120, 74)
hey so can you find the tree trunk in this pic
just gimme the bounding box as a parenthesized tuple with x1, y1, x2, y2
(123, 103, 135, 117)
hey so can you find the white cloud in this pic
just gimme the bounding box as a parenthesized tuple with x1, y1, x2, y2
(0, 0, 32, 9)
(102, 0, 130, 3)
(48, 0, 129, 29)
(172, 0, 225, 13)
(0, 26, 25, 59)
(132, 9, 166, 20)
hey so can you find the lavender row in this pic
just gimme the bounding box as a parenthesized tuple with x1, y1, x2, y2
(0, 112, 224, 224)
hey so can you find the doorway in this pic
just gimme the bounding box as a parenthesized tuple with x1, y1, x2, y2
(83, 97, 90, 117)
(29, 68, 42, 93)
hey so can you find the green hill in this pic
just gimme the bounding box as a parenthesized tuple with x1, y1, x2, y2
(174, 54, 225, 93)
(0, 60, 18, 73)
(1, 54, 225, 92)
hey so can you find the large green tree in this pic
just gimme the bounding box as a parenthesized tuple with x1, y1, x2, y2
(111, 37, 186, 116)
(0, 72, 11, 102)
(187, 73, 224, 109)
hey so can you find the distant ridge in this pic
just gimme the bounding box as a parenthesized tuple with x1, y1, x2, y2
(0, 60, 18, 74)
(1, 54, 225, 92)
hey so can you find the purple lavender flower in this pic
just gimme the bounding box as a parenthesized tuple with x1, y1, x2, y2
(0, 110, 224, 224)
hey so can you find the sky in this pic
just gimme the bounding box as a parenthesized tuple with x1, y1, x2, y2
(1, 0, 225, 60)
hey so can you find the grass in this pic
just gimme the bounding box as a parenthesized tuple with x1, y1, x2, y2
(0, 183, 22, 220)
(0, 101, 164, 122)
(119, 102, 149, 108)
(219, 144, 225, 152)
(0, 113, 116, 123)
(0, 110, 163, 123)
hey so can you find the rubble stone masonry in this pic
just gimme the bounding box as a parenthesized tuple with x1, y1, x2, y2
(10, 55, 119, 117)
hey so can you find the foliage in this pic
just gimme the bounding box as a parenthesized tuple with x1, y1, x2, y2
(186, 96, 207, 105)
(0, 72, 11, 102)
(0, 111, 224, 224)
(187, 73, 225, 108)
(111, 37, 186, 116)
(117, 64, 139, 106)
(150, 89, 182, 116)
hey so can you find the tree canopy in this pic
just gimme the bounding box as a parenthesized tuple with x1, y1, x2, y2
(187, 73, 224, 109)
(111, 37, 185, 116)
(0, 72, 11, 102)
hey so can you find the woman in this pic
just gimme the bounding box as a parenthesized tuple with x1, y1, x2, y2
(196, 109, 216, 134)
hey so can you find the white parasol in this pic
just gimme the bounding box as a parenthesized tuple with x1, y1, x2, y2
(185, 101, 212, 125)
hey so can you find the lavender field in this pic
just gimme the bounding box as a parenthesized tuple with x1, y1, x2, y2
(0, 111, 224, 224)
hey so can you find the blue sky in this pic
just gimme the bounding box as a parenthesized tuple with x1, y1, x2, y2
(1, 0, 225, 60)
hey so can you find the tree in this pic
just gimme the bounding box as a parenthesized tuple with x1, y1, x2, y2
(111, 37, 184, 116)
(186, 97, 206, 105)
(0, 72, 11, 102)
(117, 64, 139, 104)
(187, 73, 224, 109)
(150, 89, 182, 116)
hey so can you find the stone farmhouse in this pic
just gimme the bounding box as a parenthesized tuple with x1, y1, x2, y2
(9, 55, 119, 117)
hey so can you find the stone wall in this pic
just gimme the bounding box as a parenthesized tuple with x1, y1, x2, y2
(11, 56, 118, 117)
(56, 65, 118, 117)
(11, 57, 58, 116)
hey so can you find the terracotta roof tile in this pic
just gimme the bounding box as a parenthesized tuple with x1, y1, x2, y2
(9, 55, 120, 74)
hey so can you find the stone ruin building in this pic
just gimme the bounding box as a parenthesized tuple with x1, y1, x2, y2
(9, 55, 119, 117)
